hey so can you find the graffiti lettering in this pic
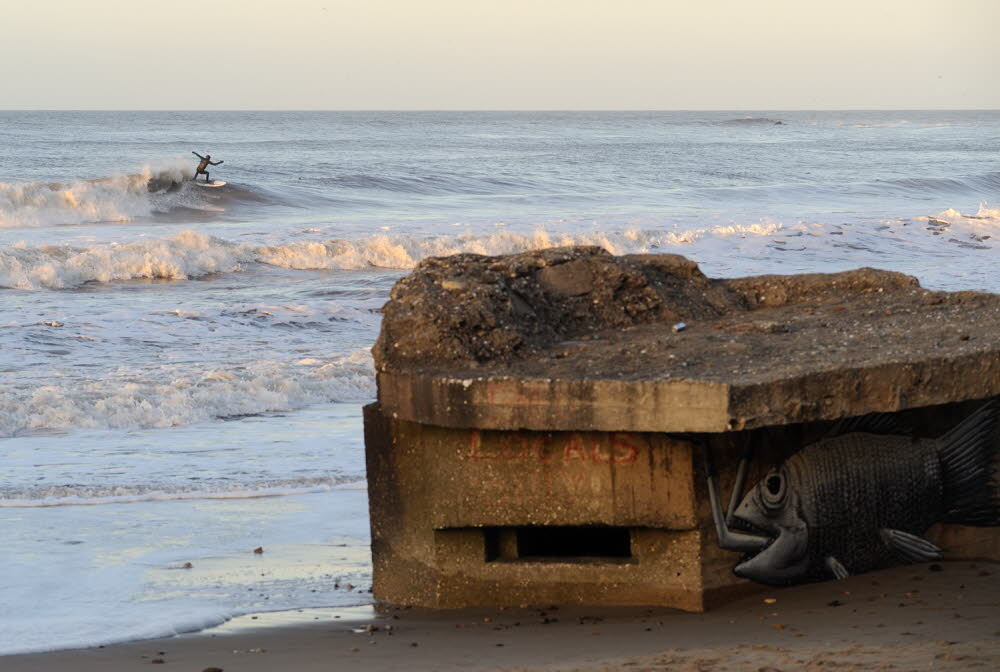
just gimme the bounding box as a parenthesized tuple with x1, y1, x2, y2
(611, 433, 640, 464)
(564, 434, 588, 462)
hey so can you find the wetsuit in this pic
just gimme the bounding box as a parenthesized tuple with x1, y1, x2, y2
(191, 152, 224, 182)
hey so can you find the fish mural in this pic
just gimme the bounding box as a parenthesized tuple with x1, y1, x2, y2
(704, 400, 999, 586)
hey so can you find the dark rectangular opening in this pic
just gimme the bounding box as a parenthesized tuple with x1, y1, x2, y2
(518, 526, 631, 558)
(484, 527, 501, 562)
(484, 526, 632, 561)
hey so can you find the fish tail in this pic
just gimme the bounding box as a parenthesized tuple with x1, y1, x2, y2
(939, 399, 1000, 525)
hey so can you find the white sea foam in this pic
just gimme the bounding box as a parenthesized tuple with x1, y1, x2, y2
(5, 213, 998, 293)
(245, 222, 791, 270)
(928, 202, 1000, 224)
(0, 351, 375, 438)
(0, 159, 196, 228)
(2, 223, 796, 290)
(1, 230, 246, 289)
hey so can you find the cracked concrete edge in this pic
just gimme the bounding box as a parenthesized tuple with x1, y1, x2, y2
(376, 349, 1000, 432)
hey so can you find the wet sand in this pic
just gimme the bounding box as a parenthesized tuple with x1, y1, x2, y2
(4, 561, 998, 671)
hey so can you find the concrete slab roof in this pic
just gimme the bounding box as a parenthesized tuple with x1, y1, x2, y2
(374, 247, 1000, 432)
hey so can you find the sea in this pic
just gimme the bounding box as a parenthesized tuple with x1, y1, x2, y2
(1, 110, 998, 655)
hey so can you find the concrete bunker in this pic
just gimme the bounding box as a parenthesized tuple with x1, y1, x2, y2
(365, 247, 1000, 611)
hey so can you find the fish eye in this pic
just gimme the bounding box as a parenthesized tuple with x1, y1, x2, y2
(761, 470, 786, 508)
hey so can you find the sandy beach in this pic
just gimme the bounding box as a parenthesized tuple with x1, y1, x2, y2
(4, 560, 997, 671)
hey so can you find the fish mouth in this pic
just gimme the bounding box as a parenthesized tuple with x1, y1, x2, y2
(730, 515, 770, 537)
(729, 515, 776, 558)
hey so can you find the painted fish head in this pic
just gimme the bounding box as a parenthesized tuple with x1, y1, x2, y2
(730, 464, 811, 585)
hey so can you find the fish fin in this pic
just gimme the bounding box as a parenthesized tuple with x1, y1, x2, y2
(824, 411, 910, 439)
(824, 556, 849, 580)
(938, 400, 1000, 526)
(880, 528, 943, 563)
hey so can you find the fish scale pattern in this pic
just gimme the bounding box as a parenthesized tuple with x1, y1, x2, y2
(790, 433, 942, 578)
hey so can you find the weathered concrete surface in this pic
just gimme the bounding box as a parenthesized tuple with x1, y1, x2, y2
(374, 247, 1000, 431)
(366, 247, 1000, 611)
(366, 399, 1000, 611)
(364, 403, 758, 611)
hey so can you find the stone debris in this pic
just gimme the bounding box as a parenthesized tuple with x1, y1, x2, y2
(374, 246, 924, 372)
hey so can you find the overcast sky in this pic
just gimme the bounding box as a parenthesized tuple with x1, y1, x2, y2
(2, 0, 997, 110)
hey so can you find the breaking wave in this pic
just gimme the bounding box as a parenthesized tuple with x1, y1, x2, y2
(2, 224, 786, 289)
(0, 159, 251, 228)
(0, 351, 375, 438)
(1, 230, 246, 289)
(3, 207, 998, 291)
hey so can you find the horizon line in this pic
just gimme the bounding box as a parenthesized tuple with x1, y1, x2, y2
(1, 108, 998, 113)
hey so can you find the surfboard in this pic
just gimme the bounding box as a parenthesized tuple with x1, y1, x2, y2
(195, 180, 227, 188)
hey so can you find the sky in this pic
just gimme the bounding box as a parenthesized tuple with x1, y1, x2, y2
(2, 0, 997, 110)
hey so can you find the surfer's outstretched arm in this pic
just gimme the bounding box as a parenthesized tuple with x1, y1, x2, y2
(192, 151, 205, 159)
(210, 160, 224, 166)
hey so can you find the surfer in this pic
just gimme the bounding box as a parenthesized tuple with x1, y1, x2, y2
(191, 152, 224, 183)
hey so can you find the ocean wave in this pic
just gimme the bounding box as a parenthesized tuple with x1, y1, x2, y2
(260, 228, 750, 270)
(838, 120, 969, 128)
(692, 171, 1000, 205)
(0, 228, 696, 289)
(0, 351, 375, 438)
(0, 230, 247, 289)
(933, 203, 1000, 221)
(254, 222, 804, 269)
(919, 203, 1000, 235)
(318, 172, 536, 196)
(0, 160, 259, 228)
(721, 117, 786, 125)
(5, 211, 997, 292)
(875, 173, 1000, 198)
(0, 222, 848, 289)
(0, 477, 362, 508)
(840, 120, 910, 128)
